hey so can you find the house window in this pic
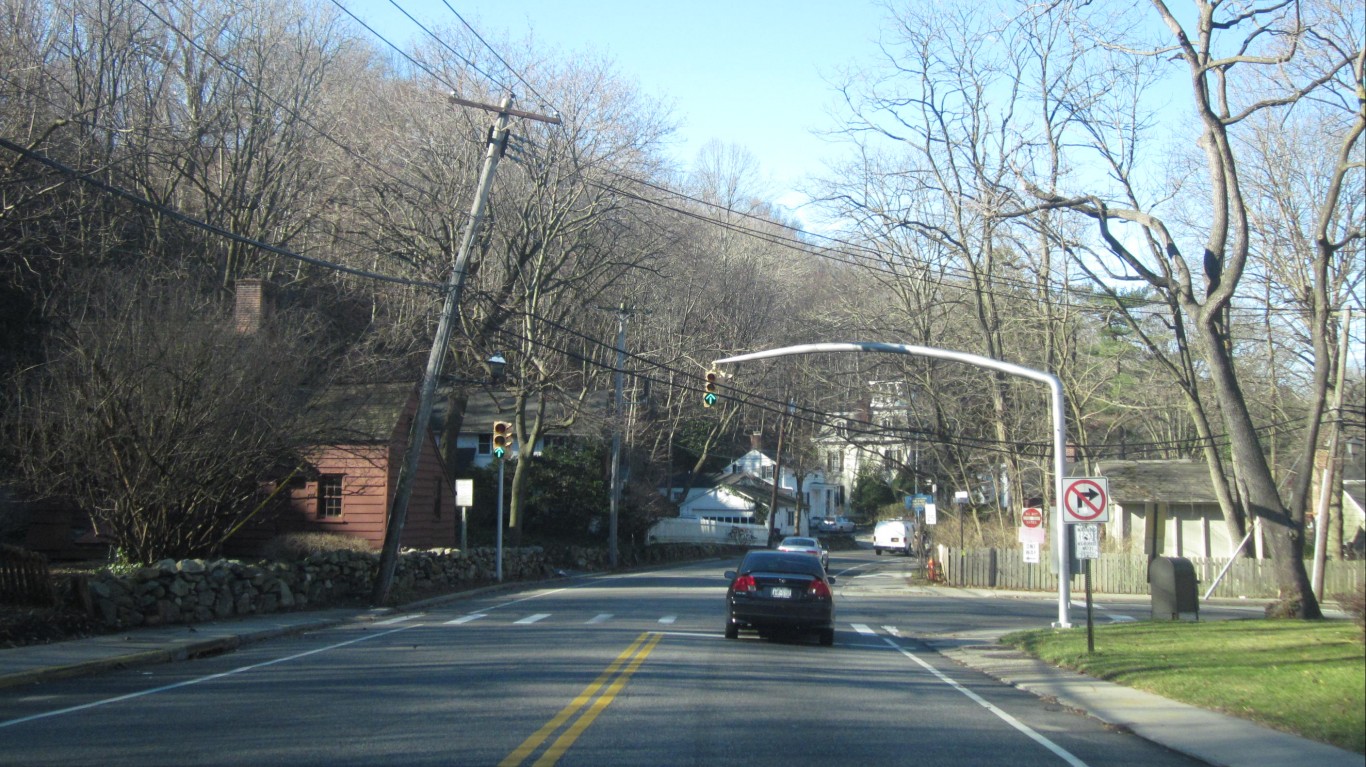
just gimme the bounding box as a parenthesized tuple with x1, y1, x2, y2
(478, 433, 492, 455)
(318, 475, 343, 518)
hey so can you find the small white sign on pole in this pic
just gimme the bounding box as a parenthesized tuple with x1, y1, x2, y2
(455, 479, 473, 508)
(1019, 525, 1047, 544)
(1074, 523, 1101, 559)
(1023, 541, 1041, 564)
(924, 502, 937, 525)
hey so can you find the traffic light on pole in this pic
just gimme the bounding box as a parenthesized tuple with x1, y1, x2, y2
(492, 420, 513, 458)
(703, 370, 719, 408)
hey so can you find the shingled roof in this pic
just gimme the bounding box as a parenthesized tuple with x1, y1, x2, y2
(305, 382, 416, 443)
(1096, 459, 1224, 504)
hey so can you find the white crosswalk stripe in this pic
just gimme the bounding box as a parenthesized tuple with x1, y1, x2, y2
(658, 615, 677, 624)
(587, 613, 613, 624)
(445, 613, 486, 625)
(851, 623, 877, 635)
(514, 613, 551, 625)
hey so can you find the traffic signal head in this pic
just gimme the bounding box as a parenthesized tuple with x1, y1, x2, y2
(703, 370, 719, 408)
(492, 421, 513, 457)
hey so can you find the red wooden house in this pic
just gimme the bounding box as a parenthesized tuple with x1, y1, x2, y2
(228, 382, 458, 553)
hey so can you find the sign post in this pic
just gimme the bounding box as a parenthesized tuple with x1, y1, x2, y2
(455, 479, 474, 550)
(1063, 479, 1109, 654)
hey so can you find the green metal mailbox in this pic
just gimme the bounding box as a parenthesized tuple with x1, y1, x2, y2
(1149, 556, 1199, 621)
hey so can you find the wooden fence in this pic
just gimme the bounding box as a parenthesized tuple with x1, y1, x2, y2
(938, 546, 1365, 601)
(0, 543, 57, 606)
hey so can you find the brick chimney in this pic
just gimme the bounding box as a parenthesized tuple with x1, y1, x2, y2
(234, 278, 271, 334)
(750, 432, 764, 452)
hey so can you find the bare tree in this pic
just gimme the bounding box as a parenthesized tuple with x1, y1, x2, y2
(5, 272, 336, 563)
(1020, 0, 1362, 616)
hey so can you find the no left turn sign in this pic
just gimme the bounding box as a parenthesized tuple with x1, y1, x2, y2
(1063, 477, 1109, 524)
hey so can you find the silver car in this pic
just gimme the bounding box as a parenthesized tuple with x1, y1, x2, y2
(776, 536, 829, 569)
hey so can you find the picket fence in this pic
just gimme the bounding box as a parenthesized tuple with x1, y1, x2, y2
(937, 546, 1365, 600)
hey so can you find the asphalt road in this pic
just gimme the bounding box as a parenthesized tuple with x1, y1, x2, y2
(0, 549, 1234, 766)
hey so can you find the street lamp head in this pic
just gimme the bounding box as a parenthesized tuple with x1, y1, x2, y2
(487, 353, 506, 384)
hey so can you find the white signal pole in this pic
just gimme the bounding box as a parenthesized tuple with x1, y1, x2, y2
(715, 342, 1072, 628)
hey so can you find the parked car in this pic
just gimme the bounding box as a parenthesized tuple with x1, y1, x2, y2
(873, 519, 915, 556)
(724, 550, 837, 646)
(776, 535, 829, 569)
(813, 516, 855, 534)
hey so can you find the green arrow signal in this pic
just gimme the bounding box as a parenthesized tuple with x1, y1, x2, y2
(493, 446, 506, 458)
(703, 392, 718, 408)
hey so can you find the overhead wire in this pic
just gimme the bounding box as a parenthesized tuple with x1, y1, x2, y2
(9, 3, 1345, 459)
(485, 305, 1321, 459)
(334, 3, 1304, 327)
(385, 0, 511, 95)
(0, 135, 444, 290)
(134, 0, 451, 209)
(438, 0, 560, 116)
(553, 154, 1329, 322)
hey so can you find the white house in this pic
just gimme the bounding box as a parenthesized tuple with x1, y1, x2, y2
(721, 446, 842, 524)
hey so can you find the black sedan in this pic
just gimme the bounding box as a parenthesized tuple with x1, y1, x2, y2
(723, 550, 837, 646)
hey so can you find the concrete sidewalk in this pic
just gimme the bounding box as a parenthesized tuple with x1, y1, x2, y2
(1, 588, 1361, 767)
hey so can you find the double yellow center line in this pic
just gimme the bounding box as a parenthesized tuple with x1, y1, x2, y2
(498, 632, 664, 767)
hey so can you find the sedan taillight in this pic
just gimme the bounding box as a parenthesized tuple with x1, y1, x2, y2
(732, 574, 757, 593)
(808, 578, 832, 599)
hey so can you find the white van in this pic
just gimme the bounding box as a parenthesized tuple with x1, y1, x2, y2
(873, 519, 915, 556)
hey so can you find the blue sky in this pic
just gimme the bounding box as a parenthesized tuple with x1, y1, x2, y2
(345, 1, 889, 212)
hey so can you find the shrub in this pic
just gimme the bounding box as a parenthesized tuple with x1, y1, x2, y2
(1336, 581, 1365, 635)
(258, 532, 376, 562)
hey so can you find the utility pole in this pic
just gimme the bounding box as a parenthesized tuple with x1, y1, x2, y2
(372, 95, 556, 605)
(767, 397, 788, 543)
(608, 303, 629, 568)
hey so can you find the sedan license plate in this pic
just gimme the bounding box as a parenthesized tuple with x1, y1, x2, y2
(769, 586, 793, 599)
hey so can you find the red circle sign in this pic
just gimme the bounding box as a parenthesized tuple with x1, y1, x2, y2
(1064, 479, 1107, 521)
(1022, 507, 1043, 528)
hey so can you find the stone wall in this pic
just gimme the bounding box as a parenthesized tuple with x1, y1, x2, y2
(77, 546, 553, 630)
(71, 542, 737, 631)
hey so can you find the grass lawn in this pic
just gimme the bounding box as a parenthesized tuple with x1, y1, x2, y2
(1000, 619, 1365, 753)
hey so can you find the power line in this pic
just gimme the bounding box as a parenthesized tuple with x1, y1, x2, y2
(438, 0, 560, 117)
(487, 306, 1324, 459)
(385, 0, 510, 94)
(329, 0, 466, 95)
(561, 158, 1327, 322)
(0, 135, 444, 290)
(134, 0, 444, 209)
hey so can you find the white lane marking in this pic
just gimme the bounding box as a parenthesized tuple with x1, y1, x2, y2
(1107, 615, 1137, 623)
(882, 636, 1090, 767)
(658, 615, 678, 624)
(851, 623, 877, 635)
(514, 613, 551, 625)
(0, 625, 419, 730)
(882, 625, 902, 637)
(375, 614, 422, 626)
(587, 614, 613, 624)
(445, 613, 487, 625)
(656, 630, 718, 639)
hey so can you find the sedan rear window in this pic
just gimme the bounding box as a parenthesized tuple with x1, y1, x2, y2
(740, 552, 823, 577)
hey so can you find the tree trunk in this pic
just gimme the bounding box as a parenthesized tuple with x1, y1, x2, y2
(1197, 320, 1321, 617)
